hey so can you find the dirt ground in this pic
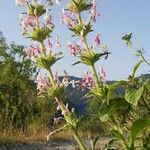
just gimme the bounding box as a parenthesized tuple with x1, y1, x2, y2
(0, 141, 76, 150)
(0, 137, 110, 150)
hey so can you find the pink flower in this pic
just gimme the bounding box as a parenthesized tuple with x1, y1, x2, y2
(25, 44, 41, 59)
(54, 71, 59, 81)
(20, 15, 38, 31)
(90, 0, 100, 22)
(82, 72, 95, 88)
(55, 98, 70, 116)
(94, 33, 101, 46)
(67, 42, 81, 56)
(24, 47, 33, 59)
(61, 9, 77, 27)
(35, 75, 51, 94)
(15, 0, 29, 6)
(44, 14, 54, 29)
(47, 38, 52, 49)
(98, 66, 106, 83)
(56, 36, 61, 48)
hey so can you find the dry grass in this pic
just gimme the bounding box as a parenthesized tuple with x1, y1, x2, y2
(0, 125, 73, 145)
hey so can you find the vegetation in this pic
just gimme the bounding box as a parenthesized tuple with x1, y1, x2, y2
(0, 32, 56, 143)
(0, 0, 150, 150)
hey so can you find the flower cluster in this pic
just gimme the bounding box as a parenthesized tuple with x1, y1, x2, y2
(67, 42, 81, 56)
(90, 0, 100, 22)
(98, 66, 106, 84)
(16, 1, 109, 149)
(35, 75, 51, 95)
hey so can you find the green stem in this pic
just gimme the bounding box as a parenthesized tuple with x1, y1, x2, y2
(76, 11, 100, 87)
(140, 54, 150, 67)
(129, 45, 150, 68)
(78, 12, 82, 24)
(83, 37, 91, 54)
(40, 41, 46, 57)
(83, 37, 100, 87)
(73, 132, 88, 150)
(47, 67, 55, 86)
(40, 41, 55, 86)
(91, 64, 100, 88)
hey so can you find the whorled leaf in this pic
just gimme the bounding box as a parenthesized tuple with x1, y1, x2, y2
(28, 4, 46, 17)
(72, 50, 109, 66)
(29, 27, 52, 42)
(69, 22, 92, 37)
(67, 0, 92, 13)
(36, 52, 63, 69)
(47, 84, 67, 99)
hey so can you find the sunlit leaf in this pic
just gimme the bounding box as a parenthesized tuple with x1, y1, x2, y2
(125, 86, 144, 106)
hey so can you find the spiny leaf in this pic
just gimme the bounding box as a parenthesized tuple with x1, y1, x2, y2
(28, 4, 46, 17)
(72, 61, 81, 66)
(31, 27, 52, 42)
(69, 22, 92, 37)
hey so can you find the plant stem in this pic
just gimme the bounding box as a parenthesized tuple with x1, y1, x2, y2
(40, 41, 55, 86)
(77, 11, 100, 88)
(129, 45, 150, 68)
(47, 67, 55, 86)
(40, 41, 46, 57)
(73, 132, 88, 150)
(83, 37, 100, 87)
(140, 54, 150, 67)
(91, 64, 100, 88)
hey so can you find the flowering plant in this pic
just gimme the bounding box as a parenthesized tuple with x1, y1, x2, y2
(16, 0, 150, 150)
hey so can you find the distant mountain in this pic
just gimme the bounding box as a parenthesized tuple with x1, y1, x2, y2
(59, 74, 150, 115)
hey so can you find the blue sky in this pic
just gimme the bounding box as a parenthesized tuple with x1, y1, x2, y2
(0, 0, 150, 80)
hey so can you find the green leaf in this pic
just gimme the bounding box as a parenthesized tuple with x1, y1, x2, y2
(28, 4, 46, 17)
(36, 53, 63, 69)
(109, 80, 127, 91)
(111, 129, 127, 144)
(30, 27, 52, 42)
(47, 84, 67, 99)
(125, 86, 144, 106)
(131, 60, 144, 78)
(69, 22, 92, 37)
(144, 81, 150, 91)
(72, 61, 81, 66)
(99, 98, 130, 122)
(67, 0, 91, 13)
(107, 80, 127, 101)
(122, 33, 132, 46)
(130, 118, 150, 145)
(77, 50, 108, 66)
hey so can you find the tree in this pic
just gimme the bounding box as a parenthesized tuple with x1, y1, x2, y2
(0, 32, 37, 130)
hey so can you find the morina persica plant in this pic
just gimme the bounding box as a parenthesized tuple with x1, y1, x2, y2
(16, 0, 150, 150)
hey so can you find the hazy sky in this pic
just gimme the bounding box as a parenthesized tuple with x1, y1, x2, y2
(0, 0, 150, 80)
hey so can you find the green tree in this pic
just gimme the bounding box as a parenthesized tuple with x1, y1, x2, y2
(0, 32, 37, 130)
